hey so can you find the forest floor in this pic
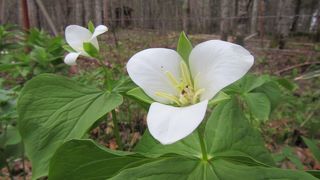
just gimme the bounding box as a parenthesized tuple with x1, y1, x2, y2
(1, 29, 320, 179)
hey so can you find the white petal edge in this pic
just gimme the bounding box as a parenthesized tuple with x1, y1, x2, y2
(65, 25, 94, 52)
(127, 48, 183, 104)
(147, 100, 208, 145)
(64, 52, 80, 65)
(92, 25, 108, 39)
(189, 40, 254, 101)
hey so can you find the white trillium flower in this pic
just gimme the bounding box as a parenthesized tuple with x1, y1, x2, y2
(127, 40, 254, 145)
(64, 25, 108, 65)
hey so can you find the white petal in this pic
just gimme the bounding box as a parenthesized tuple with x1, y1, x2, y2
(64, 52, 80, 65)
(147, 100, 208, 145)
(65, 25, 91, 51)
(189, 40, 254, 100)
(127, 48, 182, 104)
(92, 25, 108, 39)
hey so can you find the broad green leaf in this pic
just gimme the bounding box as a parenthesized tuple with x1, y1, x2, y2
(88, 21, 95, 33)
(134, 129, 201, 158)
(208, 91, 230, 106)
(17, 74, 123, 179)
(241, 74, 270, 93)
(135, 98, 275, 166)
(112, 76, 137, 93)
(83, 42, 99, 58)
(0, 125, 21, 147)
(307, 170, 320, 179)
(244, 92, 271, 121)
(177, 31, 192, 64)
(112, 157, 317, 180)
(205, 99, 275, 166)
(50, 139, 316, 180)
(302, 137, 320, 162)
(49, 139, 150, 180)
(254, 81, 282, 111)
(126, 87, 154, 104)
(276, 78, 296, 91)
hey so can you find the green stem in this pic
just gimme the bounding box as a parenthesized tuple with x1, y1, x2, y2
(111, 110, 123, 150)
(4, 159, 14, 180)
(197, 128, 208, 161)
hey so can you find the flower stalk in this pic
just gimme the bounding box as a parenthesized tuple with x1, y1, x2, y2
(197, 128, 208, 161)
(111, 109, 123, 150)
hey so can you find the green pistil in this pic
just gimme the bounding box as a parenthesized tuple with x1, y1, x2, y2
(156, 61, 205, 106)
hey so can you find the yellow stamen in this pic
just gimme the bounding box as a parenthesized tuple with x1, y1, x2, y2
(165, 71, 179, 87)
(192, 88, 205, 104)
(155, 92, 181, 105)
(180, 61, 193, 88)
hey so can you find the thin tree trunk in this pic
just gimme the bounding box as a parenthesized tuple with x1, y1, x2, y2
(21, 0, 30, 30)
(250, 0, 259, 34)
(75, 0, 83, 25)
(35, 0, 58, 35)
(83, 0, 91, 24)
(235, 0, 250, 45)
(220, 0, 231, 40)
(0, 0, 5, 23)
(182, 0, 190, 33)
(103, 0, 108, 25)
(291, 0, 301, 32)
(27, 0, 39, 28)
(95, 0, 102, 25)
(276, 0, 296, 49)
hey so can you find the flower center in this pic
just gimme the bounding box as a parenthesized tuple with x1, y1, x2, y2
(155, 61, 205, 106)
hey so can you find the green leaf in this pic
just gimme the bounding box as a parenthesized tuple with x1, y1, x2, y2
(241, 74, 271, 93)
(205, 99, 275, 166)
(0, 63, 25, 71)
(244, 92, 271, 121)
(177, 31, 192, 64)
(83, 42, 99, 58)
(307, 170, 320, 179)
(62, 44, 75, 53)
(302, 137, 320, 162)
(126, 87, 154, 104)
(49, 139, 149, 180)
(50, 139, 316, 180)
(208, 91, 230, 106)
(254, 82, 282, 111)
(0, 126, 21, 147)
(135, 98, 275, 166)
(112, 76, 137, 93)
(276, 78, 296, 91)
(88, 21, 95, 33)
(17, 74, 123, 179)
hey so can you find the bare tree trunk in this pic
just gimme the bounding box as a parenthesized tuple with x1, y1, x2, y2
(103, 0, 109, 25)
(220, 0, 231, 40)
(235, 0, 250, 45)
(276, 0, 296, 49)
(27, 0, 39, 28)
(250, 0, 259, 34)
(95, 0, 103, 25)
(291, 0, 301, 32)
(75, 0, 83, 25)
(0, 0, 5, 23)
(258, 0, 265, 47)
(21, 0, 30, 30)
(83, 0, 91, 24)
(182, 0, 190, 33)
